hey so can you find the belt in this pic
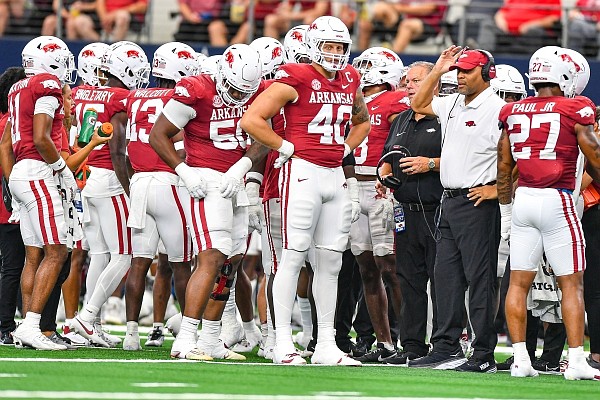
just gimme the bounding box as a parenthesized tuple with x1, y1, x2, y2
(355, 174, 376, 181)
(401, 202, 438, 212)
(444, 181, 497, 198)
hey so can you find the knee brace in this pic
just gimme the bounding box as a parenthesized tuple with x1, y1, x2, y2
(210, 259, 234, 301)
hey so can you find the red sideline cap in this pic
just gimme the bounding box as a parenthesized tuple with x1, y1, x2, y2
(449, 50, 488, 71)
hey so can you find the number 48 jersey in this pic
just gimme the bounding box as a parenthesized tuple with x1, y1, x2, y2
(126, 88, 174, 173)
(499, 95, 596, 190)
(275, 63, 361, 168)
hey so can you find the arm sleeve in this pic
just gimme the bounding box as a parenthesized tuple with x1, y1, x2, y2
(34, 96, 60, 117)
(162, 99, 196, 130)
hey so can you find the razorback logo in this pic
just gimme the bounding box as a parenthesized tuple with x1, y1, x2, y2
(274, 70, 289, 79)
(81, 49, 95, 58)
(559, 53, 581, 72)
(175, 86, 191, 97)
(41, 79, 61, 90)
(224, 51, 234, 68)
(576, 106, 594, 118)
(126, 49, 140, 58)
(177, 50, 193, 59)
(465, 121, 476, 127)
(291, 31, 303, 41)
(272, 46, 282, 59)
(378, 50, 397, 61)
(309, 23, 318, 31)
(42, 43, 61, 52)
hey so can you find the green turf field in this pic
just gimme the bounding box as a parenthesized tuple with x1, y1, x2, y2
(0, 330, 598, 400)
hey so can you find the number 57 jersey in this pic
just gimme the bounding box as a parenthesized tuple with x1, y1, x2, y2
(275, 63, 361, 168)
(499, 95, 596, 190)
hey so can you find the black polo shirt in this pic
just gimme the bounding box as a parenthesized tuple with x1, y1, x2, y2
(382, 109, 443, 205)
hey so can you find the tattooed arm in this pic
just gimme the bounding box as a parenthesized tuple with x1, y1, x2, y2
(577, 123, 600, 184)
(345, 88, 371, 151)
(497, 128, 515, 205)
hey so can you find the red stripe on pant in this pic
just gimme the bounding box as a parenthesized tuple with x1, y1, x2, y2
(171, 186, 190, 262)
(119, 194, 132, 254)
(112, 195, 125, 254)
(264, 201, 278, 274)
(559, 191, 580, 273)
(190, 197, 212, 252)
(30, 180, 49, 244)
(565, 192, 586, 272)
(280, 160, 291, 249)
(38, 180, 61, 244)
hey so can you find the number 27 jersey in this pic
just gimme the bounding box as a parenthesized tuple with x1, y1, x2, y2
(498, 95, 595, 190)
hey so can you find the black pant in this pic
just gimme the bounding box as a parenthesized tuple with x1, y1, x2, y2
(396, 208, 438, 356)
(0, 224, 25, 334)
(40, 252, 71, 333)
(582, 205, 600, 354)
(432, 195, 500, 361)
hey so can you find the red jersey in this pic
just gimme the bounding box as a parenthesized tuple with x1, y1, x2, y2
(126, 88, 175, 174)
(171, 74, 265, 173)
(8, 73, 64, 163)
(499, 95, 595, 190)
(72, 85, 129, 170)
(275, 63, 360, 168)
(354, 90, 409, 168)
(262, 112, 286, 202)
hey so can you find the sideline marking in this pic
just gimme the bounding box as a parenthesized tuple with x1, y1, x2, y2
(131, 383, 199, 388)
(0, 373, 26, 378)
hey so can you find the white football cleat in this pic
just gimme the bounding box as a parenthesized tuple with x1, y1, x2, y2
(294, 331, 311, 349)
(166, 313, 182, 338)
(145, 326, 165, 347)
(232, 326, 262, 353)
(273, 346, 307, 365)
(219, 320, 245, 348)
(199, 339, 246, 360)
(13, 324, 66, 350)
(71, 317, 112, 348)
(311, 345, 362, 366)
(511, 362, 539, 378)
(170, 338, 213, 361)
(123, 332, 141, 351)
(61, 325, 90, 347)
(103, 296, 126, 325)
(564, 363, 600, 381)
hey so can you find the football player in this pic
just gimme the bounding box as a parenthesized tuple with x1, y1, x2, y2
(122, 42, 199, 350)
(498, 46, 600, 380)
(71, 41, 150, 348)
(240, 16, 370, 365)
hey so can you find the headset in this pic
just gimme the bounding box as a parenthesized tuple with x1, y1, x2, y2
(475, 48, 496, 82)
(376, 148, 412, 190)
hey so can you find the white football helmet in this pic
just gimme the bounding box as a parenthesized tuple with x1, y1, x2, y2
(559, 48, 589, 96)
(101, 41, 150, 90)
(528, 46, 578, 98)
(305, 16, 352, 72)
(490, 64, 527, 101)
(22, 36, 76, 84)
(201, 55, 220, 77)
(361, 61, 405, 91)
(352, 47, 402, 76)
(216, 44, 262, 107)
(283, 25, 310, 64)
(152, 42, 199, 82)
(78, 42, 109, 86)
(250, 37, 285, 80)
(439, 70, 458, 97)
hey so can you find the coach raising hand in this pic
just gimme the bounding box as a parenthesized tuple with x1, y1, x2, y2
(408, 46, 505, 373)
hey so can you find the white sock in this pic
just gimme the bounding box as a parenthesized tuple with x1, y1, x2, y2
(79, 304, 100, 323)
(197, 319, 221, 351)
(312, 248, 342, 348)
(85, 253, 110, 304)
(568, 346, 585, 365)
(179, 316, 200, 341)
(297, 296, 312, 337)
(243, 320, 257, 335)
(512, 342, 530, 364)
(24, 312, 41, 329)
(273, 249, 306, 352)
(382, 342, 395, 351)
(261, 322, 268, 338)
(126, 321, 138, 335)
(64, 318, 72, 328)
(88, 254, 131, 312)
(222, 286, 238, 323)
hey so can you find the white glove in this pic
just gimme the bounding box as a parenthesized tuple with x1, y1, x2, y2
(50, 158, 76, 203)
(220, 157, 252, 199)
(343, 143, 352, 158)
(274, 140, 294, 169)
(175, 163, 207, 199)
(346, 177, 361, 223)
(246, 181, 264, 234)
(500, 203, 512, 241)
(374, 197, 395, 231)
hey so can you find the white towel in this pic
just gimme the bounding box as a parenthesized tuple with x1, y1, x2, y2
(527, 259, 562, 323)
(127, 173, 154, 229)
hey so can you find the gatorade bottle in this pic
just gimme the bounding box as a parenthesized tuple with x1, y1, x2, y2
(77, 108, 98, 147)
